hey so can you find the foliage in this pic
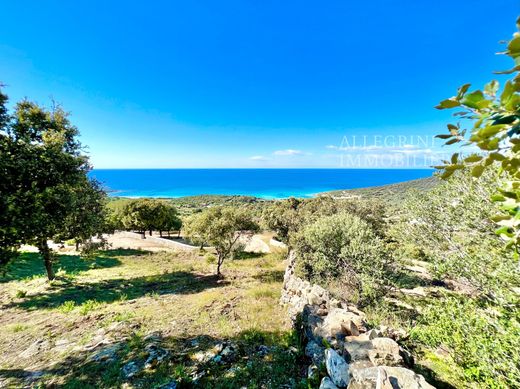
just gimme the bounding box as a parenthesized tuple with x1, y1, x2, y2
(390, 168, 519, 298)
(0, 87, 108, 280)
(183, 206, 259, 275)
(410, 294, 520, 388)
(435, 18, 520, 257)
(110, 198, 182, 237)
(262, 196, 387, 246)
(293, 211, 388, 305)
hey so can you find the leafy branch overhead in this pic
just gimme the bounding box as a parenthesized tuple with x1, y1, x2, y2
(435, 17, 520, 255)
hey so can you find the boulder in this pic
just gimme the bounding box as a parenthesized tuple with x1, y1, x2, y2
(320, 377, 339, 389)
(305, 340, 325, 365)
(325, 348, 350, 388)
(349, 366, 434, 389)
(319, 308, 366, 339)
(367, 338, 402, 366)
(344, 336, 372, 362)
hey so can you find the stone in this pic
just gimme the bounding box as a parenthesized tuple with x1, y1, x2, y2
(349, 366, 434, 389)
(347, 366, 393, 389)
(320, 308, 366, 339)
(220, 344, 237, 361)
(89, 344, 121, 363)
(19, 339, 50, 359)
(307, 364, 319, 380)
(320, 377, 339, 389)
(122, 360, 141, 379)
(305, 340, 325, 365)
(328, 298, 342, 309)
(365, 329, 382, 340)
(317, 308, 329, 316)
(158, 381, 178, 389)
(344, 336, 372, 362)
(144, 344, 169, 369)
(367, 337, 402, 366)
(325, 348, 350, 387)
(256, 345, 270, 357)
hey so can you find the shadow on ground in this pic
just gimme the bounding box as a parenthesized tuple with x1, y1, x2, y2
(0, 252, 125, 283)
(3, 271, 228, 311)
(0, 329, 306, 388)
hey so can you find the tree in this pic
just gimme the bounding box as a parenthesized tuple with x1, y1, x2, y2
(183, 207, 259, 276)
(0, 89, 108, 280)
(157, 204, 182, 237)
(120, 199, 157, 238)
(435, 18, 520, 258)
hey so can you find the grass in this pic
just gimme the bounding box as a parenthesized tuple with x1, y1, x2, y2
(0, 249, 304, 388)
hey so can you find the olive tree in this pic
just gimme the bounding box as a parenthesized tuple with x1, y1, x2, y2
(183, 207, 259, 276)
(435, 18, 520, 258)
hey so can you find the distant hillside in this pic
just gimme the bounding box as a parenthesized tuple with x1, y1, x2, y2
(322, 176, 440, 203)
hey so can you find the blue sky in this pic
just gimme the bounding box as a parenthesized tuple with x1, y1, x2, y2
(0, 1, 517, 168)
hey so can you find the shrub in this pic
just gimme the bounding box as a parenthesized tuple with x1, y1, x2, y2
(294, 211, 388, 305)
(410, 295, 520, 387)
(389, 168, 519, 298)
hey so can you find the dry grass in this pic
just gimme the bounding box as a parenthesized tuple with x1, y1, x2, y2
(0, 249, 303, 388)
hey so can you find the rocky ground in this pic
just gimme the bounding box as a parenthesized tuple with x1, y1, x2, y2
(0, 240, 304, 388)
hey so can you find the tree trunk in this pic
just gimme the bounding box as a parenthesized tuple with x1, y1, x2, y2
(38, 240, 55, 281)
(149, 229, 152, 236)
(159, 230, 162, 237)
(217, 256, 223, 277)
(200, 242, 204, 250)
(141, 231, 146, 239)
(75, 241, 79, 251)
(177, 230, 181, 238)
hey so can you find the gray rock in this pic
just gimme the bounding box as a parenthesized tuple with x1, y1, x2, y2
(367, 337, 402, 366)
(308, 364, 319, 380)
(89, 344, 121, 363)
(158, 381, 178, 389)
(344, 336, 372, 362)
(349, 366, 434, 389)
(305, 340, 325, 365)
(347, 366, 393, 389)
(320, 377, 339, 389)
(122, 360, 141, 378)
(19, 339, 50, 359)
(325, 348, 350, 387)
(144, 344, 169, 369)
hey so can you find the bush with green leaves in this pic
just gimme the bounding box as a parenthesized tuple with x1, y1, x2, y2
(293, 211, 388, 305)
(435, 18, 520, 258)
(262, 196, 387, 247)
(390, 168, 518, 299)
(410, 294, 520, 388)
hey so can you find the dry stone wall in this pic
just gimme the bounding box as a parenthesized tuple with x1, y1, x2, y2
(281, 251, 435, 389)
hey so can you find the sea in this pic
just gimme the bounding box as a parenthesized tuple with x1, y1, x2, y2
(89, 169, 434, 199)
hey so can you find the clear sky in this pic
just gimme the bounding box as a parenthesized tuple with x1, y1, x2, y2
(0, 1, 518, 168)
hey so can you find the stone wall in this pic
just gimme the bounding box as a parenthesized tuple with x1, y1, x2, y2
(281, 251, 435, 389)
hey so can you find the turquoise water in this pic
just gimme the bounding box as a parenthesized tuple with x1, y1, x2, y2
(89, 169, 434, 199)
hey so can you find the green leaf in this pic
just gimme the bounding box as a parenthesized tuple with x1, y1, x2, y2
(500, 81, 514, 105)
(461, 90, 491, 109)
(471, 165, 485, 178)
(491, 194, 507, 202)
(495, 226, 513, 237)
(507, 36, 520, 57)
(445, 138, 460, 145)
(436, 99, 460, 109)
(464, 155, 483, 163)
(456, 83, 471, 99)
(484, 80, 499, 96)
(489, 152, 506, 161)
(440, 169, 455, 179)
(478, 124, 506, 138)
